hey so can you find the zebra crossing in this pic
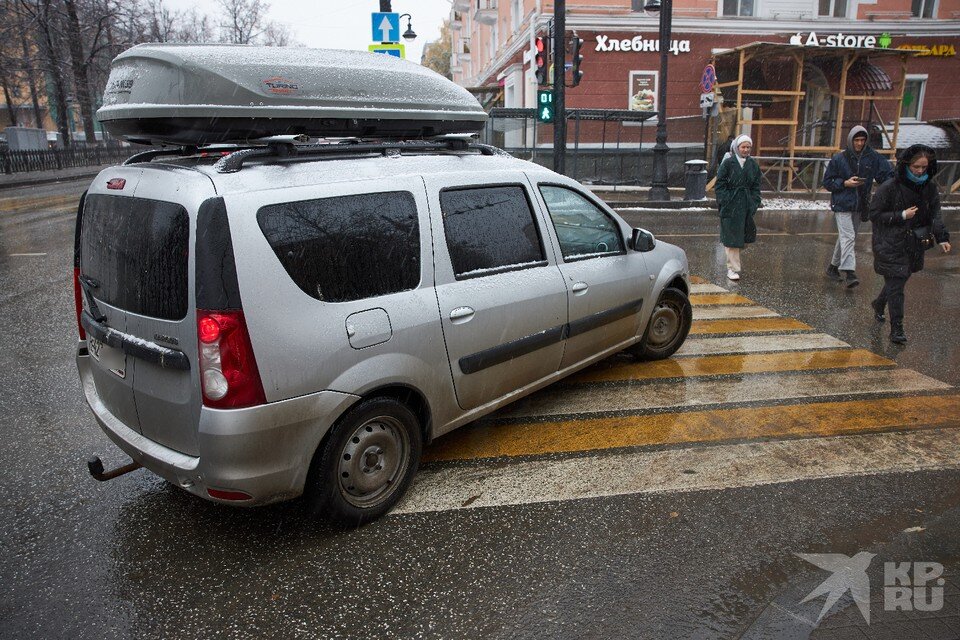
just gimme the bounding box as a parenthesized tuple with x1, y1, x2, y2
(394, 278, 960, 515)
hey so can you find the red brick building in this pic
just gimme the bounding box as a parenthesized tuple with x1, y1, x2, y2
(449, 0, 960, 153)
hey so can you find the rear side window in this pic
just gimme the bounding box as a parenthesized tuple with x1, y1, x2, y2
(257, 191, 420, 303)
(439, 185, 546, 279)
(80, 194, 189, 320)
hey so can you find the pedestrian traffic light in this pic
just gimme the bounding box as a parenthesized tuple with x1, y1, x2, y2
(535, 36, 549, 86)
(570, 35, 584, 87)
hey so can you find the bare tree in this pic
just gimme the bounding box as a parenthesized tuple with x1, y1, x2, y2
(262, 21, 295, 47)
(19, 0, 73, 144)
(216, 0, 267, 45)
(176, 8, 215, 42)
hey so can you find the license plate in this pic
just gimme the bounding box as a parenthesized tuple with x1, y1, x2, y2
(88, 337, 126, 378)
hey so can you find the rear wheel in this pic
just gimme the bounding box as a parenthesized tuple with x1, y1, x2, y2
(305, 397, 422, 526)
(628, 287, 692, 361)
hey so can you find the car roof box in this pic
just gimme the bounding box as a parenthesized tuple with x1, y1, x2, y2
(97, 44, 488, 145)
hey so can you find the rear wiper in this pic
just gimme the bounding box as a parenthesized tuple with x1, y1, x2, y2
(77, 274, 107, 324)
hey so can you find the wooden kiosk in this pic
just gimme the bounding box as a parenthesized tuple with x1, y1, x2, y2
(708, 42, 916, 191)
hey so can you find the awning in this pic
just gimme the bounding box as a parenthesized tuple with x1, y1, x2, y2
(848, 60, 893, 92)
(816, 59, 894, 93)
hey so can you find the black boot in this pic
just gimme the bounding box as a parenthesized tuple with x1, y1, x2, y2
(890, 323, 907, 344)
(826, 264, 842, 282)
(843, 270, 860, 288)
(871, 299, 885, 322)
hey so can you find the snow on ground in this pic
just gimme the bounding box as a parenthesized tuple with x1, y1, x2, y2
(759, 198, 830, 210)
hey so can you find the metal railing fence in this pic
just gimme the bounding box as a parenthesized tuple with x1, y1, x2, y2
(0, 146, 134, 174)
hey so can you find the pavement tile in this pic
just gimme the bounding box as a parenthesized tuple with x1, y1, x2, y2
(812, 627, 871, 640)
(860, 618, 960, 640)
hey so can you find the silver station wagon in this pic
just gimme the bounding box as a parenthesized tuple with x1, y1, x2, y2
(75, 44, 692, 524)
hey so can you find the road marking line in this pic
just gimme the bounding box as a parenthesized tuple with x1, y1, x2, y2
(693, 305, 779, 321)
(690, 293, 755, 306)
(689, 275, 708, 284)
(677, 333, 850, 356)
(496, 368, 949, 420)
(397, 428, 960, 514)
(422, 393, 960, 463)
(7, 253, 47, 257)
(566, 349, 888, 385)
(690, 283, 729, 294)
(691, 317, 812, 335)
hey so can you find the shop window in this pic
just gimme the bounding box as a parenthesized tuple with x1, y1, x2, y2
(901, 77, 926, 120)
(818, 0, 848, 17)
(911, 0, 935, 17)
(722, 0, 755, 16)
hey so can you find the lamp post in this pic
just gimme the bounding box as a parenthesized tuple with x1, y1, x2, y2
(378, 2, 417, 42)
(645, 0, 672, 201)
(399, 13, 417, 41)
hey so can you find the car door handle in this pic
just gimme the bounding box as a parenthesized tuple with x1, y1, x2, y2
(449, 306, 475, 324)
(572, 282, 589, 295)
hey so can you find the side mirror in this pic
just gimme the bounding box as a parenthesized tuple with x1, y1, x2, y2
(631, 228, 656, 252)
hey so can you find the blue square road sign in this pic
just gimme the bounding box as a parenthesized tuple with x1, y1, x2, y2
(371, 12, 400, 43)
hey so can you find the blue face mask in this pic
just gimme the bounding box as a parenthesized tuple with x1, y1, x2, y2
(906, 170, 929, 185)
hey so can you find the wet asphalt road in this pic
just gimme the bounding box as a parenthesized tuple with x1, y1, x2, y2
(1, 180, 960, 639)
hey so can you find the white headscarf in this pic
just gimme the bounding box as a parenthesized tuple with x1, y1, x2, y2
(731, 134, 753, 167)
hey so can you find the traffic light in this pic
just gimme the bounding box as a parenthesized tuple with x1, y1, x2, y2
(570, 35, 584, 87)
(535, 36, 549, 86)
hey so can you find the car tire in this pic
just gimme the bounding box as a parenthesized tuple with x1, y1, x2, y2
(305, 397, 422, 526)
(628, 287, 692, 361)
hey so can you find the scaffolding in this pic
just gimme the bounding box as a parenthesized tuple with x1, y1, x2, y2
(708, 42, 917, 191)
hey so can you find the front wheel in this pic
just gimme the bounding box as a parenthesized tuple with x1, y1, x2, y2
(305, 397, 422, 526)
(628, 287, 692, 361)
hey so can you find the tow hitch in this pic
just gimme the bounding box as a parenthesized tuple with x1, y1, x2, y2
(87, 455, 141, 481)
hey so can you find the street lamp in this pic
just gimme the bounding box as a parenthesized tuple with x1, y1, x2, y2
(400, 13, 417, 41)
(644, 0, 672, 201)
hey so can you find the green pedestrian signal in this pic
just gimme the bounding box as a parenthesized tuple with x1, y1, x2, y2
(537, 90, 554, 123)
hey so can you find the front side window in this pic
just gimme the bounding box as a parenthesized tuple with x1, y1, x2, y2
(440, 185, 546, 279)
(257, 192, 420, 302)
(539, 185, 625, 261)
(81, 194, 189, 320)
(722, 0, 755, 16)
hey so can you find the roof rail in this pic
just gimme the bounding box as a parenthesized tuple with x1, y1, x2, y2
(213, 139, 507, 173)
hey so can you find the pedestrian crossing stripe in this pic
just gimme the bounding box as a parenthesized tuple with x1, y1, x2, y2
(565, 349, 893, 385)
(691, 317, 812, 335)
(422, 394, 960, 463)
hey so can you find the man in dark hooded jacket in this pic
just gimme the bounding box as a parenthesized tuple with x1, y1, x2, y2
(822, 126, 893, 288)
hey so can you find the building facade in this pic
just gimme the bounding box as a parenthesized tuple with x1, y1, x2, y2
(449, 0, 960, 154)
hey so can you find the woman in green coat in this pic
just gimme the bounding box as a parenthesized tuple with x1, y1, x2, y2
(715, 134, 762, 281)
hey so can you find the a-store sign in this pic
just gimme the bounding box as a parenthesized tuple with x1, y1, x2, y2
(788, 32, 880, 48)
(595, 35, 692, 55)
(896, 44, 956, 57)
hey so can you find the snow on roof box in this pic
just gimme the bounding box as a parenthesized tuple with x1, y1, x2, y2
(97, 44, 488, 145)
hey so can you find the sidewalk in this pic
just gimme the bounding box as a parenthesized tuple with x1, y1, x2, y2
(0, 164, 115, 190)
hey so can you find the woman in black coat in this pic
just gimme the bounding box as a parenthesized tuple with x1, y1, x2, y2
(869, 144, 952, 344)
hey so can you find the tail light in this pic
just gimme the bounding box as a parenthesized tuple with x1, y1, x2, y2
(197, 310, 266, 409)
(74, 267, 86, 340)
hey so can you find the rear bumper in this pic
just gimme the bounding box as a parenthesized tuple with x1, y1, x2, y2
(77, 352, 360, 505)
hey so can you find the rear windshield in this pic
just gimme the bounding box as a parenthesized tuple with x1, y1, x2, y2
(81, 194, 189, 320)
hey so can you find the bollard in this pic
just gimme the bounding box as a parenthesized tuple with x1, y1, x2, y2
(684, 159, 708, 201)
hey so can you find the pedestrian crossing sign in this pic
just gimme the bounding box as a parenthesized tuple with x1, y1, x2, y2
(537, 90, 554, 123)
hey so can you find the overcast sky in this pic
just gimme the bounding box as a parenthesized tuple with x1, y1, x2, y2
(158, 0, 453, 64)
